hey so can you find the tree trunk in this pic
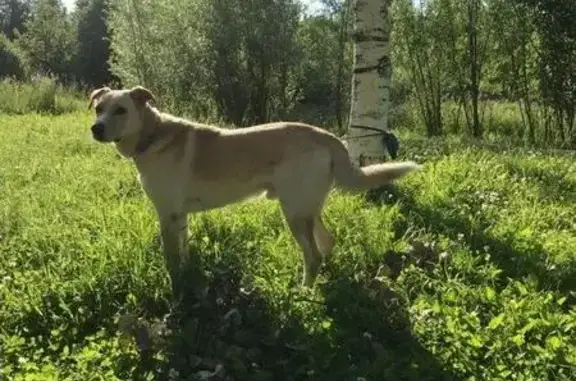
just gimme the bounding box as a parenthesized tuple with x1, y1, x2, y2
(347, 0, 392, 166)
(334, 0, 351, 134)
(467, 0, 482, 138)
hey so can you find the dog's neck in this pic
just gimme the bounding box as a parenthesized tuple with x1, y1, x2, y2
(114, 105, 161, 159)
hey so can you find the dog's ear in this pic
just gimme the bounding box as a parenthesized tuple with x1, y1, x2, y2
(88, 87, 111, 109)
(129, 86, 155, 106)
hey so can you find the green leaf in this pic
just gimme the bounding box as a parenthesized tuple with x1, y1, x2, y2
(546, 336, 562, 351)
(470, 336, 483, 348)
(485, 287, 496, 301)
(512, 334, 525, 346)
(488, 313, 505, 330)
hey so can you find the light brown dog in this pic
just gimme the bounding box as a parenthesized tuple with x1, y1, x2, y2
(88, 85, 419, 295)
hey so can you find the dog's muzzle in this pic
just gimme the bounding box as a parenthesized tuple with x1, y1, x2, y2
(91, 122, 106, 142)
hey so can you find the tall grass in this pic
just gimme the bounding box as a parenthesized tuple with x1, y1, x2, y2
(391, 99, 573, 149)
(0, 77, 85, 115)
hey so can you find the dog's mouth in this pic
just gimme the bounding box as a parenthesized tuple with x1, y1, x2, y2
(92, 132, 106, 142)
(92, 132, 120, 143)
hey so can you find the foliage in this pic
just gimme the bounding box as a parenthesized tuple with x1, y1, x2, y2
(108, 0, 217, 120)
(390, 0, 575, 146)
(0, 0, 31, 39)
(73, 0, 114, 88)
(522, 0, 576, 146)
(1, 0, 573, 147)
(0, 31, 27, 79)
(295, 12, 353, 130)
(0, 112, 575, 380)
(107, 0, 319, 125)
(392, 0, 446, 137)
(14, 0, 76, 83)
(486, 0, 540, 145)
(206, 0, 303, 125)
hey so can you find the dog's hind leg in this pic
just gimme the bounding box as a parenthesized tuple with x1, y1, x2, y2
(274, 149, 334, 286)
(282, 212, 323, 287)
(313, 215, 334, 259)
(277, 184, 331, 287)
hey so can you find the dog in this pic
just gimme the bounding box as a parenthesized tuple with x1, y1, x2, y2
(88, 85, 420, 296)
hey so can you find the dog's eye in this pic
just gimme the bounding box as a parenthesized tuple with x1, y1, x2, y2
(95, 105, 103, 114)
(114, 107, 127, 115)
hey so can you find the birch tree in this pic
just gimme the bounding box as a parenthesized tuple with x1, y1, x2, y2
(346, 0, 394, 166)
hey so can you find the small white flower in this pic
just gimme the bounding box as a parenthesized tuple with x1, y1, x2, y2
(168, 368, 180, 380)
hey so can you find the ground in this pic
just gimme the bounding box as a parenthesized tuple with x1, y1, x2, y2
(0, 112, 575, 380)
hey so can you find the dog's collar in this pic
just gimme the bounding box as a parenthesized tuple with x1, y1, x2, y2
(133, 132, 158, 157)
(131, 108, 164, 158)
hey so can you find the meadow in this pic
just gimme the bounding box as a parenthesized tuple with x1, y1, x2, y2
(0, 86, 575, 380)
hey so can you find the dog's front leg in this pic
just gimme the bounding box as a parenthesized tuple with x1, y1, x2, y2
(159, 212, 190, 298)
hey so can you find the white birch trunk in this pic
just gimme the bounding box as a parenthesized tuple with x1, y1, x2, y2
(347, 0, 392, 166)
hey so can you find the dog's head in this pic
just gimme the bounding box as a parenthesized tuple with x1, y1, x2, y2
(88, 86, 155, 143)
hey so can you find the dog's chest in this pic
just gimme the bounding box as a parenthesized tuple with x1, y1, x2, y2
(134, 157, 183, 206)
(137, 172, 177, 203)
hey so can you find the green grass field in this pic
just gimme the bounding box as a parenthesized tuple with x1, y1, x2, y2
(0, 111, 575, 380)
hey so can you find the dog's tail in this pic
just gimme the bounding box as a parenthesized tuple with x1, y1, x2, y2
(324, 135, 420, 192)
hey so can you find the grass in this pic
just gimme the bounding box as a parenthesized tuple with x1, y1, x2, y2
(0, 109, 575, 381)
(0, 77, 85, 115)
(392, 99, 575, 149)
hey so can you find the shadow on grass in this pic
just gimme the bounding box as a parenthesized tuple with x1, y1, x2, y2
(120, 259, 305, 381)
(1, 259, 171, 375)
(318, 277, 457, 381)
(117, 240, 459, 380)
(365, 185, 576, 295)
(5, 212, 459, 379)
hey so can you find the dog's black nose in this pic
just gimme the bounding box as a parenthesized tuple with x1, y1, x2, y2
(91, 122, 105, 140)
